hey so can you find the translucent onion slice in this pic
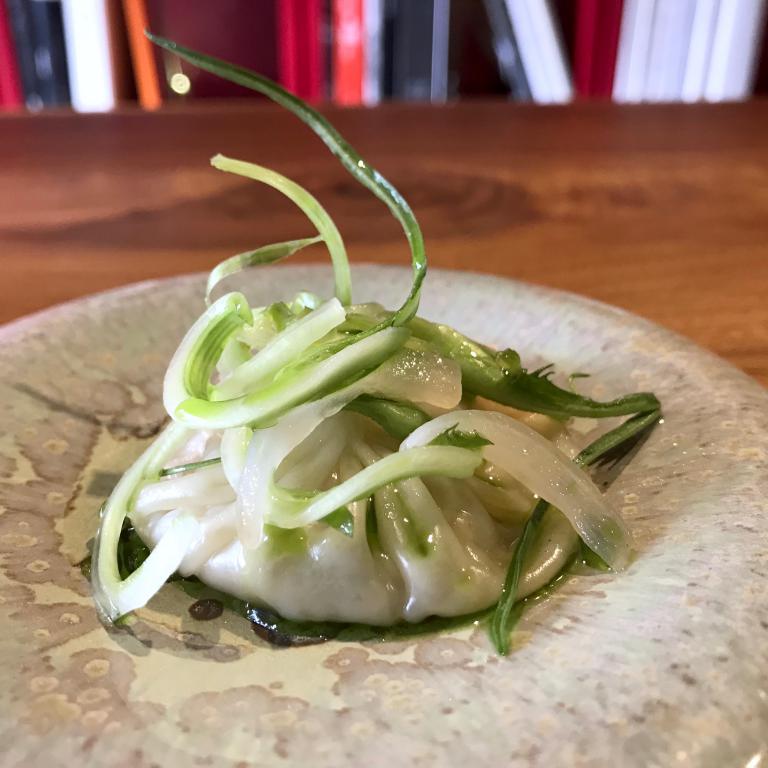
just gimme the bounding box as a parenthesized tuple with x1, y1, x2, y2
(401, 410, 633, 569)
(237, 306, 277, 351)
(91, 421, 192, 621)
(276, 415, 350, 490)
(216, 337, 251, 379)
(365, 346, 462, 410)
(220, 426, 253, 491)
(134, 465, 234, 517)
(176, 504, 239, 575)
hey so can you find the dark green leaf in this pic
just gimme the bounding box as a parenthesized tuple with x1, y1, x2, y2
(244, 605, 493, 647)
(579, 540, 611, 571)
(116, 524, 151, 580)
(336, 608, 493, 642)
(531, 363, 555, 378)
(247, 607, 340, 646)
(79, 556, 92, 579)
(489, 498, 549, 654)
(429, 425, 492, 450)
(265, 301, 295, 332)
(365, 496, 380, 551)
(345, 395, 430, 440)
(176, 577, 250, 615)
(575, 409, 661, 467)
(501, 370, 660, 420)
(323, 506, 355, 537)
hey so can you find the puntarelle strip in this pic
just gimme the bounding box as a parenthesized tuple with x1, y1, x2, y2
(209, 156, 351, 306)
(147, 32, 426, 329)
(206, 236, 322, 306)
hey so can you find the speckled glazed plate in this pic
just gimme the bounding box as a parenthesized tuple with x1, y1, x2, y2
(1, 265, 766, 768)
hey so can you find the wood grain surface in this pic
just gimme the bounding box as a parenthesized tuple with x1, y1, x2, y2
(1, 101, 766, 384)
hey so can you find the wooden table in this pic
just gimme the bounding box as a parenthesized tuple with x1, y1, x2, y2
(1, 101, 766, 385)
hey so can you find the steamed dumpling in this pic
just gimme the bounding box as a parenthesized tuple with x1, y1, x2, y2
(131, 409, 579, 625)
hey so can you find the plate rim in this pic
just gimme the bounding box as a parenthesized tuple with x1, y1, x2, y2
(2, 262, 767, 765)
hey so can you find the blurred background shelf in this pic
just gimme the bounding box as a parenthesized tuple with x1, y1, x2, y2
(2, 0, 768, 112)
(2, 1, 766, 386)
(2, 99, 767, 384)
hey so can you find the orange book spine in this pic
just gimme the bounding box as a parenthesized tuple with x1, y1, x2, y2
(333, 0, 364, 105)
(122, 0, 161, 109)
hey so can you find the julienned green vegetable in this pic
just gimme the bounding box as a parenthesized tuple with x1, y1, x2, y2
(89, 35, 661, 653)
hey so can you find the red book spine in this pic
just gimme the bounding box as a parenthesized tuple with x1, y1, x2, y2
(591, 0, 623, 98)
(333, 0, 363, 105)
(0, 0, 23, 109)
(123, 0, 162, 110)
(574, 0, 599, 98)
(277, 0, 324, 102)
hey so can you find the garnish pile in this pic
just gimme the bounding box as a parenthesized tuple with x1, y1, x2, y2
(90, 34, 660, 654)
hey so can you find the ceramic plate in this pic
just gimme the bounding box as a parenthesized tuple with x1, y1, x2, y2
(1, 266, 766, 768)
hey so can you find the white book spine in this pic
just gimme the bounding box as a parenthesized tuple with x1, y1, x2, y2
(504, 0, 550, 103)
(705, 0, 767, 102)
(431, 0, 451, 103)
(528, 0, 572, 103)
(613, 0, 657, 103)
(681, 0, 720, 102)
(61, 0, 115, 113)
(644, 0, 696, 102)
(363, 0, 382, 106)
